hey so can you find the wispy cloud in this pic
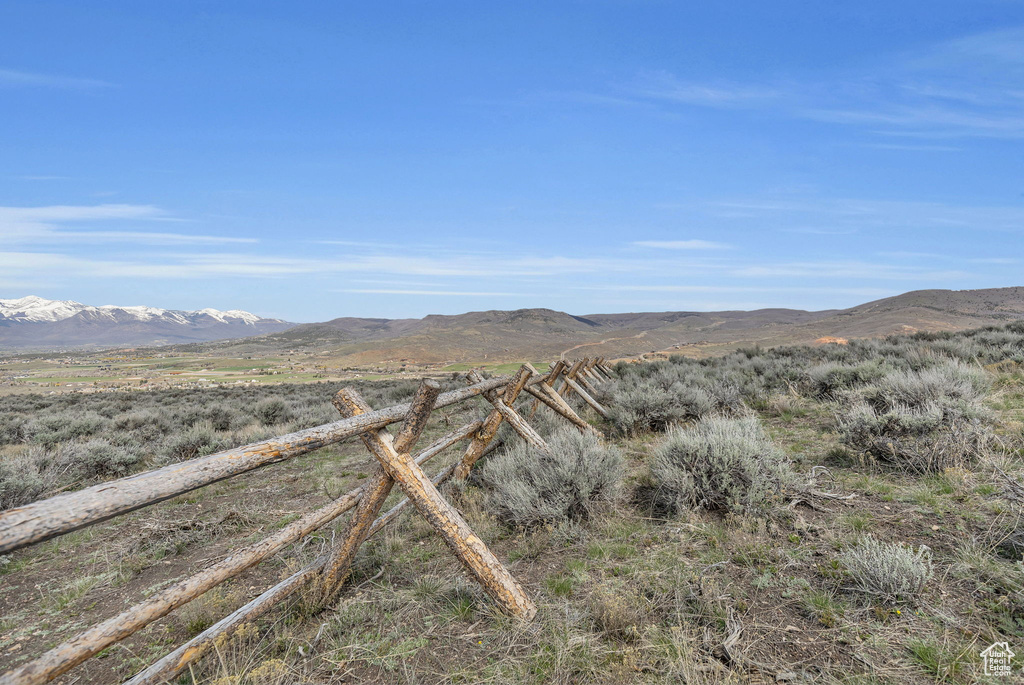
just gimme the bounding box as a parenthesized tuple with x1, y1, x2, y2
(338, 289, 522, 297)
(969, 257, 1020, 265)
(0, 245, 720, 284)
(0, 204, 161, 222)
(860, 142, 962, 152)
(0, 204, 255, 245)
(633, 71, 780, 107)
(0, 68, 112, 89)
(800, 105, 1024, 139)
(568, 27, 1024, 140)
(877, 251, 949, 260)
(58, 231, 257, 245)
(577, 284, 893, 297)
(313, 239, 405, 248)
(633, 239, 731, 250)
(696, 196, 1024, 234)
(781, 227, 858, 235)
(731, 260, 970, 281)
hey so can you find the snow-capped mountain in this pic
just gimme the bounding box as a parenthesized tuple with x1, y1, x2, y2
(0, 296, 295, 350)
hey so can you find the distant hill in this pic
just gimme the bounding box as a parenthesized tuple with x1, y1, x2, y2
(0, 296, 296, 350)
(190, 287, 1024, 364)
(8, 287, 1024, 360)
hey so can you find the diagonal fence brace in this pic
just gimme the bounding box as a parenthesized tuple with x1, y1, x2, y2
(555, 359, 585, 399)
(528, 359, 566, 419)
(352, 388, 537, 619)
(318, 379, 441, 602)
(573, 362, 601, 396)
(564, 375, 610, 419)
(455, 364, 532, 479)
(466, 369, 552, 455)
(521, 364, 599, 436)
(557, 359, 610, 419)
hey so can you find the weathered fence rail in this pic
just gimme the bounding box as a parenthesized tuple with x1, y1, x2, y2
(0, 357, 613, 685)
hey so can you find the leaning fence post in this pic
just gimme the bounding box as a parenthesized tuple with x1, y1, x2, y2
(578, 358, 600, 384)
(455, 365, 532, 480)
(528, 359, 566, 418)
(521, 364, 600, 436)
(353, 401, 537, 619)
(468, 369, 551, 454)
(555, 359, 585, 399)
(318, 379, 441, 602)
(575, 366, 600, 397)
(564, 373, 610, 419)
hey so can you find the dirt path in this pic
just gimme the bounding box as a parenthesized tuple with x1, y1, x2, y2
(560, 331, 647, 360)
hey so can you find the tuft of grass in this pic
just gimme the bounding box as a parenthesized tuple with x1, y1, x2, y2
(411, 574, 445, 602)
(801, 589, 845, 628)
(441, 581, 479, 622)
(40, 572, 113, 613)
(589, 585, 646, 641)
(905, 637, 974, 682)
(840, 512, 874, 533)
(544, 574, 577, 597)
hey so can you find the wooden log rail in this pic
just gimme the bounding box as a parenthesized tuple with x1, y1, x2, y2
(0, 358, 614, 685)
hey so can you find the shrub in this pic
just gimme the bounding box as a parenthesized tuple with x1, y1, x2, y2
(0, 447, 73, 510)
(25, 412, 109, 448)
(837, 401, 992, 474)
(805, 360, 887, 400)
(113, 409, 170, 433)
(70, 438, 143, 478)
(162, 423, 221, 463)
(862, 363, 990, 413)
(481, 427, 623, 527)
(589, 585, 645, 640)
(0, 415, 28, 445)
(836, 362, 994, 473)
(205, 406, 236, 431)
(254, 399, 294, 426)
(607, 376, 715, 435)
(649, 416, 795, 515)
(839, 536, 933, 604)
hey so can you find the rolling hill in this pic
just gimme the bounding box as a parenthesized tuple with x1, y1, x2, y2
(185, 287, 1024, 365)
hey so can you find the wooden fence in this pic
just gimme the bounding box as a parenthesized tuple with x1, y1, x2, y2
(0, 357, 614, 685)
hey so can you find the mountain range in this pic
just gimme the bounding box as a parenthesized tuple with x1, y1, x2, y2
(195, 286, 1024, 364)
(0, 296, 294, 349)
(4, 287, 1024, 360)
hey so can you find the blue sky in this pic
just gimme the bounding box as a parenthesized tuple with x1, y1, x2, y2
(2, 1, 1023, 322)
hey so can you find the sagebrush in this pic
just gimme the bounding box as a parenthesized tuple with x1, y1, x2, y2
(480, 427, 623, 527)
(649, 416, 796, 515)
(839, 536, 934, 604)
